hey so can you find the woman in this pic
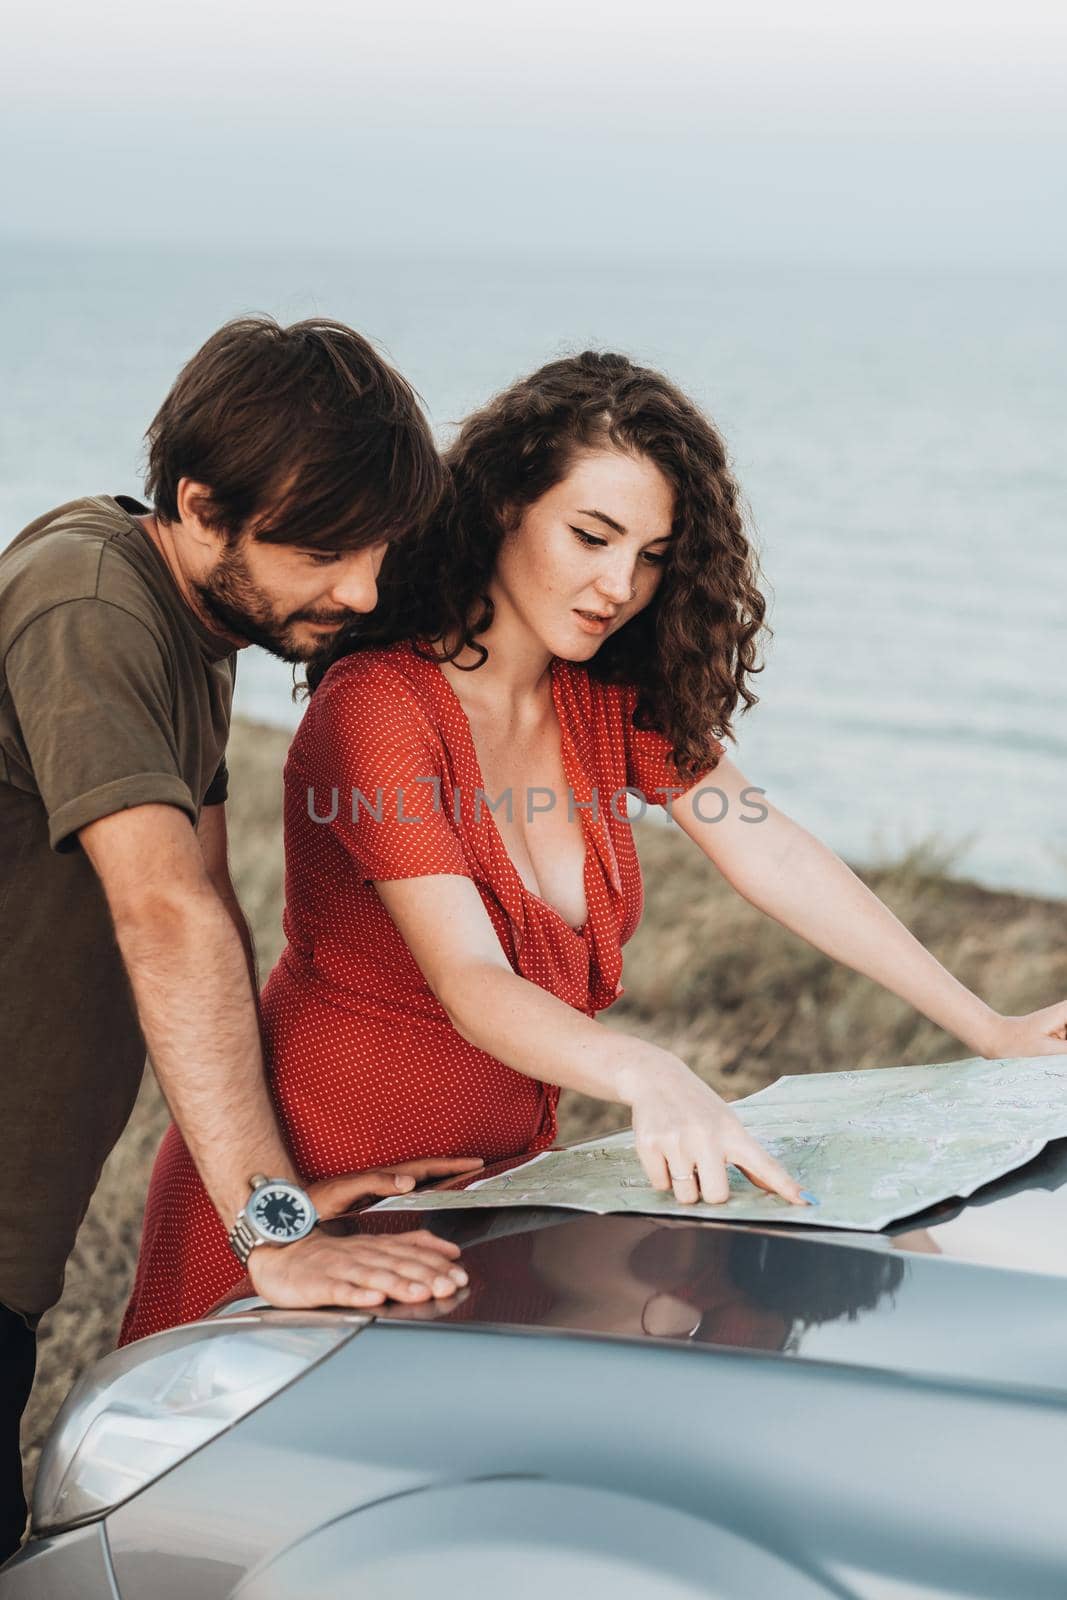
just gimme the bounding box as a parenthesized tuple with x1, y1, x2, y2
(122, 351, 1067, 1342)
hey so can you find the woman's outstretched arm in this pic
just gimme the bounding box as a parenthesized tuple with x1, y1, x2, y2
(670, 754, 1067, 1060)
(374, 873, 809, 1209)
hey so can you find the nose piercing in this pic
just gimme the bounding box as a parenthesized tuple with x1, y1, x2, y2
(630, 583, 637, 599)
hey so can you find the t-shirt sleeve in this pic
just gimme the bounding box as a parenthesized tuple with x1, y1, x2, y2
(202, 757, 229, 807)
(302, 660, 469, 883)
(5, 598, 197, 851)
(620, 684, 725, 807)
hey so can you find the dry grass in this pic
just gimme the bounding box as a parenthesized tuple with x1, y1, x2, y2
(21, 718, 1067, 1494)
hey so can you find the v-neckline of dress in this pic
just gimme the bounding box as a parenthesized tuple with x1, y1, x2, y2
(425, 647, 592, 941)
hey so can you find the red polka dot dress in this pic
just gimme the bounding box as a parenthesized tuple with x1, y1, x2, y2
(120, 641, 722, 1343)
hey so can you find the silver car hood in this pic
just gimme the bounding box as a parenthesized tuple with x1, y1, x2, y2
(218, 1139, 1067, 1394)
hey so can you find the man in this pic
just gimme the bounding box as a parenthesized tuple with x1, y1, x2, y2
(0, 317, 476, 1558)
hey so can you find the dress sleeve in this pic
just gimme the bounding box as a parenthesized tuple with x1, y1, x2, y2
(301, 658, 469, 883)
(620, 684, 725, 807)
(5, 598, 198, 851)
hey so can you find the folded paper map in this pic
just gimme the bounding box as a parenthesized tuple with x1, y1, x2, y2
(369, 1057, 1067, 1231)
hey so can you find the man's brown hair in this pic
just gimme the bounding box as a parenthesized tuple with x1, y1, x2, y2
(145, 316, 445, 551)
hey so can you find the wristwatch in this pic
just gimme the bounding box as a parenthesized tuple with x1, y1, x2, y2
(227, 1173, 319, 1267)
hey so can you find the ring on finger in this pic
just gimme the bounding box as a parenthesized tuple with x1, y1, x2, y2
(669, 1169, 697, 1183)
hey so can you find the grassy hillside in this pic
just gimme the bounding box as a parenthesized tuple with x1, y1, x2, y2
(21, 717, 1067, 1493)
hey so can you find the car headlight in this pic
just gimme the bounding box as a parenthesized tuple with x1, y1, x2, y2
(32, 1311, 363, 1535)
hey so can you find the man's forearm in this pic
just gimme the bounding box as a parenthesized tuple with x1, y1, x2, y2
(216, 886, 259, 991)
(113, 884, 294, 1224)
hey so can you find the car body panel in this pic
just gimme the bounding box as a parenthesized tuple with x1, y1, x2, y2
(238, 1479, 837, 1599)
(6, 1140, 1067, 1599)
(356, 1211, 1067, 1394)
(0, 1522, 118, 1598)
(94, 1319, 1067, 1600)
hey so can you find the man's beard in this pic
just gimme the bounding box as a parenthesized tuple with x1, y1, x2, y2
(194, 545, 355, 664)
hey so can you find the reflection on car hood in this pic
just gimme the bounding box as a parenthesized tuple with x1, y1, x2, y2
(333, 1139, 1067, 1395)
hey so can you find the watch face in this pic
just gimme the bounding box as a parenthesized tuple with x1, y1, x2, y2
(248, 1182, 315, 1244)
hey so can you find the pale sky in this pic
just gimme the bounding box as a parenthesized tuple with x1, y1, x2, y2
(3, 0, 1066, 262)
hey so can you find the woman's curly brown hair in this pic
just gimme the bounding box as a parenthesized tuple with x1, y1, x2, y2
(308, 350, 769, 779)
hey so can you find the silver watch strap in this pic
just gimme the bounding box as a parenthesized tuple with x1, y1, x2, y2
(227, 1214, 262, 1268)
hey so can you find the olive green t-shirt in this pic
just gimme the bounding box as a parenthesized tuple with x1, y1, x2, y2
(0, 495, 236, 1319)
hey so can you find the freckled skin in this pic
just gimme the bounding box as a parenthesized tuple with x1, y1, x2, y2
(491, 448, 676, 666)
